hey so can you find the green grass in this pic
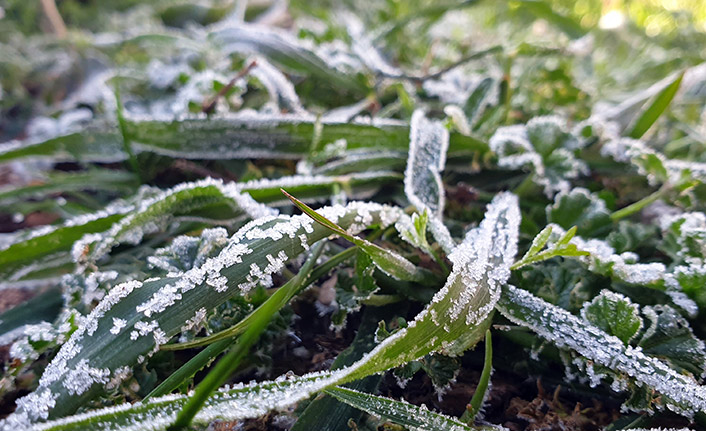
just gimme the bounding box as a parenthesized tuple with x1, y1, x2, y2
(1, 1, 706, 430)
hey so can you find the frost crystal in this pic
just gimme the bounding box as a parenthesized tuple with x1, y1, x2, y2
(109, 318, 127, 335)
(62, 359, 110, 396)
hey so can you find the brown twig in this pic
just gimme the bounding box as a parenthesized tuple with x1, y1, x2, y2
(201, 60, 257, 114)
(40, 0, 67, 39)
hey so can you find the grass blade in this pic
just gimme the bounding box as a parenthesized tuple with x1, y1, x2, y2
(1, 115, 487, 165)
(404, 110, 449, 218)
(496, 284, 706, 416)
(629, 71, 684, 139)
(325, 386, 485, 431)
(6, 202, 403, 423)
(283, 189, 439, 283)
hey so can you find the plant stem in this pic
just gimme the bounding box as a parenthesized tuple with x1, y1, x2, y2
(429, 246, 450, 276)
(513, 173, 535, 197)
(202, 60, 257, 114)
(461, 329, 492, 424)
(361, 294, 403, 306)
(610, 186, 667, 222)
(168, 285, 278, 430)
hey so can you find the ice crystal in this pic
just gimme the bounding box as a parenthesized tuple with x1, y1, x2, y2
(62, 359, 110, 396)
(109, 318, 127, 335)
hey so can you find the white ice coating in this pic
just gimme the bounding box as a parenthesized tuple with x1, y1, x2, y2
(239, 170, 400, 199)
(498, 284, 706, 417)
(404, 110, 449, 219)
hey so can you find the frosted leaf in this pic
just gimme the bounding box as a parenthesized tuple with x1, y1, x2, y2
(546, 188, 611, 237)
(6, 202, 404, 424)
(497, 285, 706, 416)
(404, 110, 449, 218)
(14, 196, 520, 431)
(148, 227, 229, 275)
(341, 12, 403, 77)
(580, 290, 641, 345)
(0, 195, 134, 254)
(659, 211, 706, 265)
(249, 56, 307, 114)
(638, 305, 706, 378)
(83, 178, 275, 263)
(325, 386, 478, 431)
(490, 117, 587, 196)
(210, 23, 364, 93)
(543, 223, 697, 316)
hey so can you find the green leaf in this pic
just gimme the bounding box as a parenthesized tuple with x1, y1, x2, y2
(325, 387, 482, 431)
(527, 225, 553, 256)
(511, 225, 588, 270)
(547, 188, 612, 237)
(0, 124, 124, 164)
(0, 169, 137, 205)
(580, 290, 642, 345)
(464, 77, 494, 126)
(639, 304, 706, 377)
(513, 0, 586, 39)
(1, 115, 487, 165)
(629, 71, 684, 139)
(283, 189, 438, 284)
